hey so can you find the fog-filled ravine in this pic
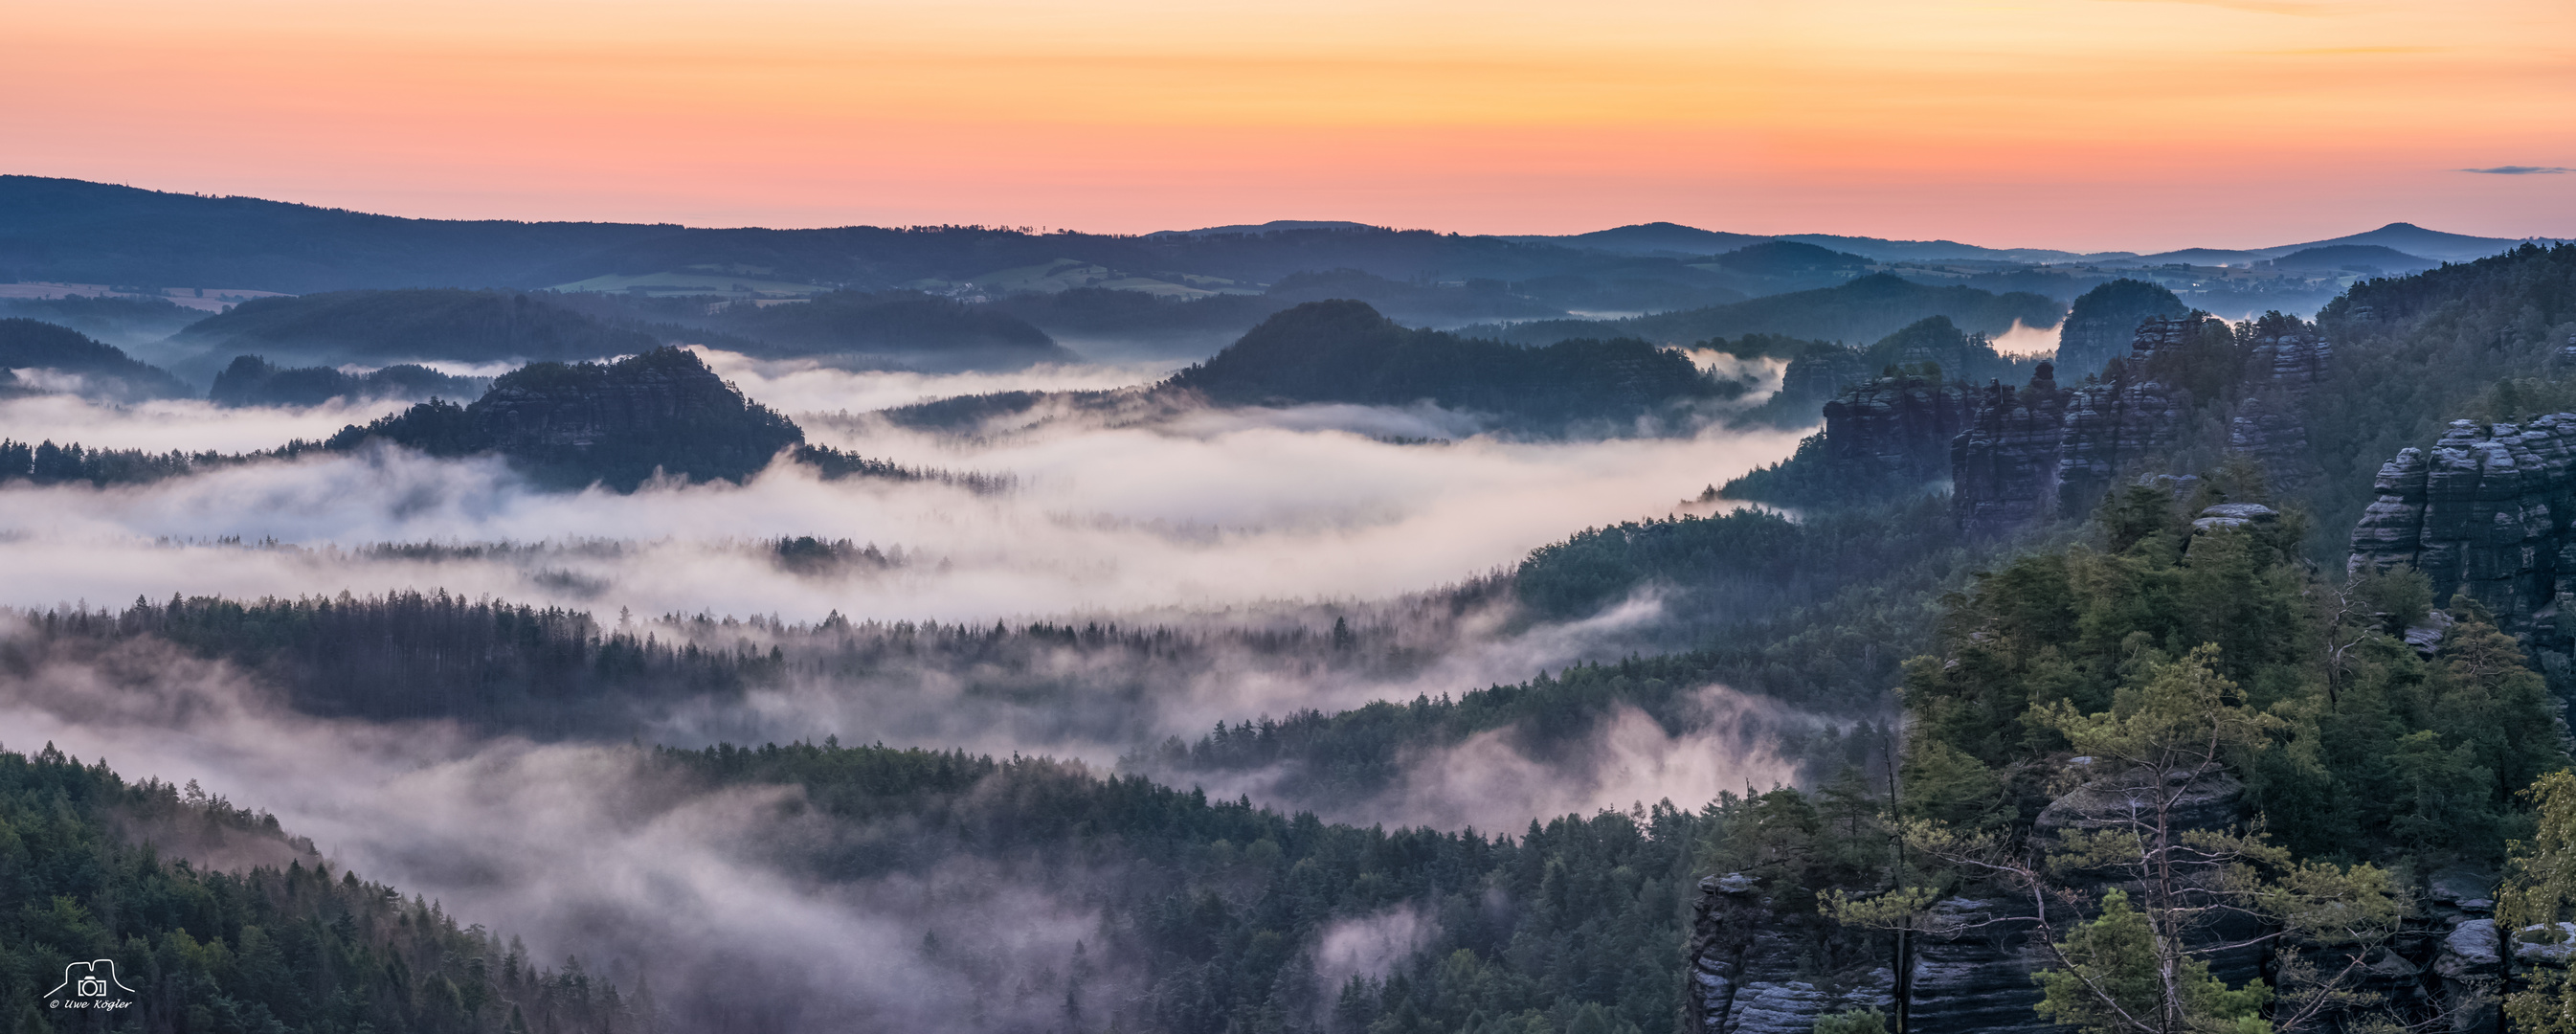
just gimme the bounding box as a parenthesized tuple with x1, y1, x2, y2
(7, 177, 2576, 1034)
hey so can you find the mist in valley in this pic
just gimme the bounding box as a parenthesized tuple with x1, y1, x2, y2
(0, 343, 1846, 1030)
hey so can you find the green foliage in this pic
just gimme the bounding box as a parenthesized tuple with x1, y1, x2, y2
(2032, 891, 2270, 1034)
(1901, 485, 2564, 863)
(0, 743, 641, 1033)
(0, 437, 330, 486)
(2300, 242, 2576, 562)
(2502, 770, 2576, 1033)
(664, 739, 1707, 1034)
(1810, 1007, 1888, 1034)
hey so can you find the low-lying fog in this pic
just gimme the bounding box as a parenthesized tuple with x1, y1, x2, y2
(0, 349, 1804, 623)
(0, 348, 1825, 1025)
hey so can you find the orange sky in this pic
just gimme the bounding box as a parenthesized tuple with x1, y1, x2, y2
(6, 0, 2571, 251)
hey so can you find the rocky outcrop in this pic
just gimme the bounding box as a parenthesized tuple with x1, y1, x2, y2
(2229, 326, 2334, 493)
(2053, 319, 2196, 516)
(1952, 319, 2232, 535)
(2053, 280, 2189, 379)
(1688, 873, 1895, 1034)
(1818, 374, 1976, 486)
(1953, 363, 2075, 536)
(1772, 345, 1873, 417)
(1906, 897, 2058, 1034)
(2346, 416, 2576, 656)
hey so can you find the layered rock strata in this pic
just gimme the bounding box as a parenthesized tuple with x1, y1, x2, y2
(2050, 318, 2197, 516)
(2346, 416, 2576, 657)
(1950, 317, 2332, 535)
(1687, 874, 1894, 1034)
(1952, 363, 2073, 537)
(2229, 327, 2334, 493)
(1818, 374, 1975, 486)
(1773, 345, 1873, 416)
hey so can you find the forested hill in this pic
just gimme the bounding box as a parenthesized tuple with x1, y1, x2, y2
(327, 347, 804, 489)
(1162, 301, 1740, 429)
(1467, 273, 2063, 348)
(0, 318, 191, 401)
(0, 744, 645, 1033)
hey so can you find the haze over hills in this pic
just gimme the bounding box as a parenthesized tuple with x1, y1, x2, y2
(4, 176, 2554, 305)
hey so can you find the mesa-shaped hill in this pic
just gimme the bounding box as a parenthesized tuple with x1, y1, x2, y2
(331, 347, 804, 490)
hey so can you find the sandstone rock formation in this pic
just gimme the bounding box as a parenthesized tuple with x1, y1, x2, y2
(1772, 344, 1873, 417)
(2229, 325, 2334, 493)
(2346, 416, 2576, 660)
(2051, 318, 2198, 516)
(1817, 373, 1975, 486)
(1949, 316, 2331, 536)
(2053, 279, 2189, 379)
(1952, 363, 2073, 537)
(1686, 873, 1896, 1034)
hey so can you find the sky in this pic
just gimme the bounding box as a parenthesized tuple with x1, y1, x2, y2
(5, 0, 2572, 252)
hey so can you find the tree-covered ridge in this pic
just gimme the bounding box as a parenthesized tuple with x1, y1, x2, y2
(2302, 241, 2576, 541)
(0, 295, 207, 348)
(1165, 301, 1742, 432)
(1671, 480, 2559, 1032)
(1471, 273, 2064, 349)
(1898, 480, 2562, 864)
(0, 318, 190, 402)
(0, 744, 646, 1033)
(545, 287, 1083, 369)
(172, 289, 664, 368)
(657, 738, 1708, 1034)
(318, 346, 802, 489)
(0, 438, 333, 487)
(209, 354, 486, 408)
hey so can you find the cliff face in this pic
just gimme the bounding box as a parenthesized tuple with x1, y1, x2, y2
(1687, 874, 1895, 1034)
(2229, 326, 2334, 494)
(1772, 345, 1872, 416)
(2052, 318, 2198, 516)
(1952, 364, 2074, 537)
(2347, 416, 2576, 659)
(1950, 316, 2335, 535)
(1818, 374, 1975, 486)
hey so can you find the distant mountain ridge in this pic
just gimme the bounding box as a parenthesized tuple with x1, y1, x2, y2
(5, 176, 2556, 303)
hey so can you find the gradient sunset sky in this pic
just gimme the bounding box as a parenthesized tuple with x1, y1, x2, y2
(9, 0, 2570, 251)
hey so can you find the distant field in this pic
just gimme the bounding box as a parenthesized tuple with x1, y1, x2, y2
(0, 281, 288, 311)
